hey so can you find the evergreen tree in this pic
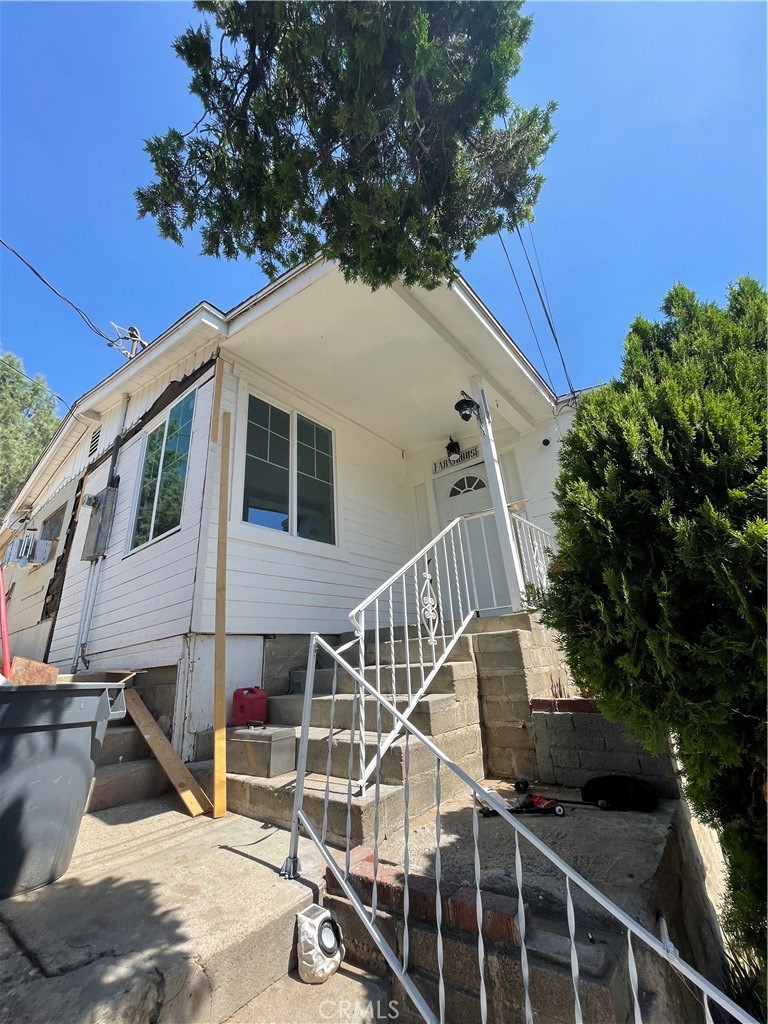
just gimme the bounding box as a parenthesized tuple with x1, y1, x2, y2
(0, 354, 60, 520)
(542, 278, 767, 1009)
(136, 0, 555, 290)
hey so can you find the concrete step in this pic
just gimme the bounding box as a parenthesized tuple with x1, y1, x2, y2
(328, 854, 632, 1024)
(224, 963, 393, 1023)
(338, 613, 533, 648)
(189, 764, 402, 848)
(302, 725, 484, 785)
(365, 632, 474, 665)
(0, 796, 327, 1024)
(269, 691, 479, 737)
(290, 659, 477, 698)
(466, 612, 534, 634)
(86, 760, 170, 813)
(287, 666, 337, 695)
(97, 724, 150, 766)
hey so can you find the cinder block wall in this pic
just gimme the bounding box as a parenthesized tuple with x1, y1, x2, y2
(134, 665, 177, 737)
(532, 708, 679, 797)
(472, 616, 578, 779)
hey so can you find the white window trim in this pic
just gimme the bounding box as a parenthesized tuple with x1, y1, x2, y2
(231, 376, 347, 560)
(124, 388, 198, 557)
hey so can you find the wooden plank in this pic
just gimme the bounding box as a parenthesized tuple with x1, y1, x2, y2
(210, 357, 224, 444)
(124, 688, 213, 816)
(8, 657, 59, 685)
(213, 410, 231, 818)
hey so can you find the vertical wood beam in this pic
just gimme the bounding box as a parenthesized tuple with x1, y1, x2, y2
(213, 410, 231, 818)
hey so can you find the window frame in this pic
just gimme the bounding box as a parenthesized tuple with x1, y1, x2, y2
(126, 388, 198, 555)
(233, 379, 343, 558)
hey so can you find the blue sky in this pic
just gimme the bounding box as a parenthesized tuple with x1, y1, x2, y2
(1, 1, 765, 408)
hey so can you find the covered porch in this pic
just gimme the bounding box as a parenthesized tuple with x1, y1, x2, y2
(217, 262, 563, 625)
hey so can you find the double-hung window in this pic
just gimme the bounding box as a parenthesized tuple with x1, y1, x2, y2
(242, 395, 335, 546)
(131, 391, 196, 549)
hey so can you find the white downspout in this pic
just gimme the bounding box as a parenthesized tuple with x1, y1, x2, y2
(70, 392, 131, 672)
(469, 375, 526, 611)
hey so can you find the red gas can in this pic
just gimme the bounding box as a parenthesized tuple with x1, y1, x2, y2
(231, 687, 268, 727)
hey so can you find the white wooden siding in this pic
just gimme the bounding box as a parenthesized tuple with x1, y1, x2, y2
(47, 376, 213, 669)
(30, 342, 217, 514)
(193, 362, 415, 636)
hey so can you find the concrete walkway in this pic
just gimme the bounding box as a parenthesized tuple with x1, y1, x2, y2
(0, 797, 339, 1024)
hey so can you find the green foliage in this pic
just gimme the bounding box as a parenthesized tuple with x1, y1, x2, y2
(136, 1, 555, 289)
(541, 279, 767, 997)
(0, 354, 60, 521)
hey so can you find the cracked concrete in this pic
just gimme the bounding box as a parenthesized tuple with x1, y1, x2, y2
(0, 797, 326, 1024)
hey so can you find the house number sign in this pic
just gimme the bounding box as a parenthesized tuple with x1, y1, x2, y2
(432, 445, 480, 475)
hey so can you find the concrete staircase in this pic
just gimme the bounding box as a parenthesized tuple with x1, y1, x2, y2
(190, 613, 551, 850)
(86, 717, 171, 813)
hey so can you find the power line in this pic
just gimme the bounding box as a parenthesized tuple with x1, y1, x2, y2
(514, 225, 578, 400)
(496, 232, 557, 396)
(0, 237, 132, 356)
(526, 222, 555, 324)
(0, 355, 91, 427)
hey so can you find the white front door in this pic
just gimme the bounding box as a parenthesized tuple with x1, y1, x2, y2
(434, 465, 510, 613)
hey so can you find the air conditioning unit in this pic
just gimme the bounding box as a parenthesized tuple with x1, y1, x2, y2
(5, 534, 37, 566)
(29, 539, 54, 565)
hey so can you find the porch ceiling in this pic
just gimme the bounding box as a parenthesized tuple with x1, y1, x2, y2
(223, 267, 553, 453)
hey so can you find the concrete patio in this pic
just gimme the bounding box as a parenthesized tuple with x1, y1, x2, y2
(0, 796, 380, 1024)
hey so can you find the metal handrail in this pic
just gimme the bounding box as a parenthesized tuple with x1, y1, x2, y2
(347, 515, 465, 632)
(285, 636, 758, 1024)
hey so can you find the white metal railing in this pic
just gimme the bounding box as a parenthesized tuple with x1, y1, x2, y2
(345, 515, 477, 792)
(282, 641, 757, 1024)
(454, 508, 554, 612)
(509, 509, 553, 595)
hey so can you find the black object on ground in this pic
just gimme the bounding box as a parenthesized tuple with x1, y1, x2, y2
(512, 774, 659, 813)
(0, 681, 126, 898)
(581, 775, 658, 812)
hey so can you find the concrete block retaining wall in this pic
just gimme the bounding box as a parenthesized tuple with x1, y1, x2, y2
(532, 703, 679, 798)
(472, 616, 578, 779)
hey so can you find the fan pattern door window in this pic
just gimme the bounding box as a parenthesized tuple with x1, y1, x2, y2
(449, 475, 487, 498)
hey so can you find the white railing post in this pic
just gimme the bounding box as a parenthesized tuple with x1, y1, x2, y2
(469, 375, 526, 609)
(280, 633, 318, 879)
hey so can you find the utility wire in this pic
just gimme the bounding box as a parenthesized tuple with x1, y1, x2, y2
(496, 232, 557, 396)
(0, 355, 91, 427)
(514, 225, 578, 400)
(0, 237, 121, 350)
(526, 222, 555, 324)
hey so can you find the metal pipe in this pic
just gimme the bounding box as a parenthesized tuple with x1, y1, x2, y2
(0, 565, 11, 677)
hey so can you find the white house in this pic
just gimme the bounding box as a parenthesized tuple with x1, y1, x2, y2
(1, 261, 574, 759)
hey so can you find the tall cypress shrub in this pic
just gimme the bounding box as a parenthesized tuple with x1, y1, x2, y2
(542, 278, 767, 1005)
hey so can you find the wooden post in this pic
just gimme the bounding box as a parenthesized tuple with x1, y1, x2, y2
(213, 410, 231, 818)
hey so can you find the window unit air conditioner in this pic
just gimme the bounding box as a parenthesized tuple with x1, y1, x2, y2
(29, 539, 54, 565)
(6, 534, 36, 566)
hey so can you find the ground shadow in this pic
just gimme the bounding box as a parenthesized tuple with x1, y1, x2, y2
(0, 872, 210, 1024)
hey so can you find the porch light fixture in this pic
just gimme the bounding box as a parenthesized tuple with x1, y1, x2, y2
(454, 391, 480, 423)
(445, 437, 461, 463)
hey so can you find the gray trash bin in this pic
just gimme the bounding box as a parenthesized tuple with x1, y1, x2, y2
(0, 678, 126, 898)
